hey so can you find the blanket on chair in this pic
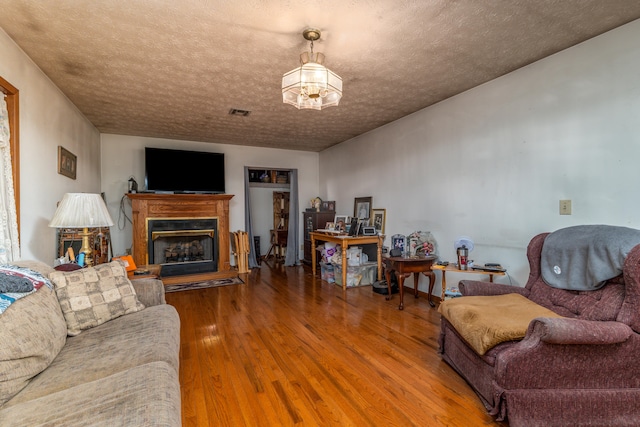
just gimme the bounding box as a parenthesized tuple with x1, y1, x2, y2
(541, 225, 640, 291)
(438, 293, 562, 355)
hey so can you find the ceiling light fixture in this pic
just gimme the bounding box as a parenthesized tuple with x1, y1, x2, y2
(282, 28, 342, 110)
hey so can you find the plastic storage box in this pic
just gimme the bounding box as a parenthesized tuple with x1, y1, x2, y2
(334, 263, 377, 287)
(320, 262, 335, 283)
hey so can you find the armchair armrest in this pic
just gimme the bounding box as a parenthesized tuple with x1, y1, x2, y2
(528, 317, 633, 345)
(130, 278, 166, 307)
(459, 280, 529, 297)
(494, 317, 637, 389)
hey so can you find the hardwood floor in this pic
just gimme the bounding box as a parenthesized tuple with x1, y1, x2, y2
(166, 260, 507, 426)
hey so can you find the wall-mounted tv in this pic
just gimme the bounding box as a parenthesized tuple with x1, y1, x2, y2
(144, 147, 225, 194)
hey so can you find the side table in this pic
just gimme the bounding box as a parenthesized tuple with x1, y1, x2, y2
(431, 264, 506, 301)
(383, 255, 437, 310)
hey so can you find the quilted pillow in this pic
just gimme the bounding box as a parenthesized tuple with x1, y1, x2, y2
(49, 260, 145, 336)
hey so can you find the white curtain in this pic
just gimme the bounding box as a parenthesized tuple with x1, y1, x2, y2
(0, 94, 20, 262)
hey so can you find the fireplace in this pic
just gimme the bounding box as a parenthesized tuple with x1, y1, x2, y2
(147, 218, 218, 277)
(127, 193, 235, 283)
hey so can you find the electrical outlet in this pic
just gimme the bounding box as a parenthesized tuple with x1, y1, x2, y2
(559, 200, 572, 215)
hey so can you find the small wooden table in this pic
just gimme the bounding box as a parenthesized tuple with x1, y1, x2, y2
(383, 255, 437, 310)
(431, 264, 506, 300)
(128, 264, 162, 280)
(310, 232, 384, 290)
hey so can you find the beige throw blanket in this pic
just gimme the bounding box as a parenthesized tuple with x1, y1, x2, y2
(439, 293, 562, 355)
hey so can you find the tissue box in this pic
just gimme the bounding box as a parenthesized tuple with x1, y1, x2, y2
(347, 247, 363, 266)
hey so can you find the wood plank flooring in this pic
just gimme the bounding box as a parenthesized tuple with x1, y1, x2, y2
(166, 260, 507, 426)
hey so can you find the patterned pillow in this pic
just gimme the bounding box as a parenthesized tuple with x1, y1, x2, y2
(49, 260, 145, 336)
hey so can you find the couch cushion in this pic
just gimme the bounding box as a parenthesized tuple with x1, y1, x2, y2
(4, 304, 180, 406)
(0, 361, 181, 427)
(438, 293, 562, 355)
(49, 261, 145, 336)
(0, 285, 67, 407)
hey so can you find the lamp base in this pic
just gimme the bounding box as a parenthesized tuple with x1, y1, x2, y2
(79, 227, 94, 267)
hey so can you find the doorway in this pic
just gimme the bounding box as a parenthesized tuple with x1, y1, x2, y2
(244, 167, 299, 267)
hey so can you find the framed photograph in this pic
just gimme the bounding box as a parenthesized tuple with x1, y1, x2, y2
(391, 234, 406, 253)
(334, 215, 349, 231)
(320, 200, 335, 212)
(372, 208, 386, 234)
(58, 146, 77, 180)
(325, 222, 335, 230)
(354, 196, 372, 220)
(348, 217, 360, 236)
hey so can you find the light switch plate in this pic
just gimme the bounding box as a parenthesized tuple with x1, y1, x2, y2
(559, 200, 572, 215)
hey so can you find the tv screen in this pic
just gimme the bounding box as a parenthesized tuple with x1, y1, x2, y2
(145, 147, 225, 193)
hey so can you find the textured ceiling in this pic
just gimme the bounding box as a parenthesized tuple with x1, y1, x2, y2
(1, 1, 639, 152)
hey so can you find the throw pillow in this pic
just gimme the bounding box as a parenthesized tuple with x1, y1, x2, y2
(49, 260, 145, 336)
(0, 285, 67, 407)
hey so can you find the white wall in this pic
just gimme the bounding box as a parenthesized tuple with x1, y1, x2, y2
(0, 28, 101, 263)
(100, 134, 319, 259)
(320, 20, 640, 295)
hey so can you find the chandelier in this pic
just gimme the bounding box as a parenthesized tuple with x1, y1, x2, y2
(282, 28, 343, 110)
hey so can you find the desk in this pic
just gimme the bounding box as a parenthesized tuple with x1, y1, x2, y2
(310, 232, 384, 290)
(383, 255, 437, 310)
(431, 264, 506, 301)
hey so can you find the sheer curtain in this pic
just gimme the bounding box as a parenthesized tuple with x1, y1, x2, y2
(0, 94, 20, 262)
(244, 167, 260, 269)
(284, 169, 299, 266)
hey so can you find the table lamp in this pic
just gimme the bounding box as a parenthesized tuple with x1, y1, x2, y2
(49, 193, 114, 267)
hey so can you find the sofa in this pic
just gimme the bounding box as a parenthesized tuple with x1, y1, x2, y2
(0, 260, 181, 426)
(438, 227, 640, 426)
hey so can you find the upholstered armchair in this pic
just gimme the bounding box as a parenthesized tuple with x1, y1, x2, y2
(438, 229, 640, 426)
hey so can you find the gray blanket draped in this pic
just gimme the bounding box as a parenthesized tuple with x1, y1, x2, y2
(541, 225, 640, 291)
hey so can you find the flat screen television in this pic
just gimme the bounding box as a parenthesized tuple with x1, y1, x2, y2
(144, 147, 225, 194)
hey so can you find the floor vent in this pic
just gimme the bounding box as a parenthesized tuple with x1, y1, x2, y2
(228, 108, 251, 117)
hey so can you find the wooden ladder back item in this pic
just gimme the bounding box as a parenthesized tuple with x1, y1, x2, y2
(232, 231, 251, 274)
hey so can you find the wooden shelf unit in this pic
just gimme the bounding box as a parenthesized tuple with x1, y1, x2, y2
(303, 210, 336, 264)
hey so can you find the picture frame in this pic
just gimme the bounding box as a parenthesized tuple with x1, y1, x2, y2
(348, 217, 360, 236)
(325, 222, 336, 230)
(391, 234, 406, 254)
(334, 215, 349, 231)
(354, 196, 372, 220)
(372, 208, 386, 234)
(320, 200, 335, 212)
(58, 146, 77, 180)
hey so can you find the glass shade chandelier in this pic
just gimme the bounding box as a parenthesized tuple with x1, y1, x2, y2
(282, 28, 343, 110)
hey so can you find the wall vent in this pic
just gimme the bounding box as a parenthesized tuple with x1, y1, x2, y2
(228, 108, 251, 117)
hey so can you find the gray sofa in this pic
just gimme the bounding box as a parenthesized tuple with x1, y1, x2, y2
(0, 260, 181, 426)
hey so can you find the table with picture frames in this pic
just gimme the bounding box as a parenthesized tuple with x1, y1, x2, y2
(310, 232, 384, 290)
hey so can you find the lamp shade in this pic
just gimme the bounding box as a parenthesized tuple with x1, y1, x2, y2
(48, 193, 114, 228)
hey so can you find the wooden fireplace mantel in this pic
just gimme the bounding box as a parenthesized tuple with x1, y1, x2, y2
(127, 193, 235, 282)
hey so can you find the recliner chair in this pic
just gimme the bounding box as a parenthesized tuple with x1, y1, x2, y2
(438, 230, 640, 426)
